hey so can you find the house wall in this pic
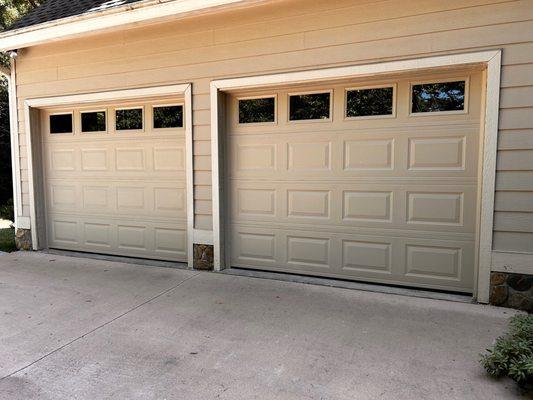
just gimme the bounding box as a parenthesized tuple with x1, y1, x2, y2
(12, 0, 533, 262)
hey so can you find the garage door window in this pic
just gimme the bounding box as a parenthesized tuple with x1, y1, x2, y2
(411, 80, 466, 114)
(81, 111, 107, 133)
(116, 107, 143, 131)
(153, 105, 184, 129)
(49, 113, 73, 134)
(346, 86, 395, 118)
(289, 91, 331, 121)
(238, 96, 276, 124)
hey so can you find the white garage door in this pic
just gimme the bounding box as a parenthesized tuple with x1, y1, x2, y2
(227, 69, 483, 292)
(42, 98, 187, 262)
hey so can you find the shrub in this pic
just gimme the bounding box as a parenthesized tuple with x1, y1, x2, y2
(0, 198, 14, 222)
(481, 314, 533, 386)
(0, 227, 15, 252)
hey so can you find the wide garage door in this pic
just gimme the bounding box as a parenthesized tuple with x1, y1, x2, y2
(227, 69, 483, 292)
(41, 98, 187, 262)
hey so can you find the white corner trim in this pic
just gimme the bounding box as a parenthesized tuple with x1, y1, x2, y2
(184, 84, 195, 268)
(476, 51, 502, 303)
(492, 251, 533, 275)
(24, 83, 194, 260)
(1, 60, 23, 230)
(194, 229, 214, 245)
(0, 0, 265, 52)
(210, 50, 502, 301)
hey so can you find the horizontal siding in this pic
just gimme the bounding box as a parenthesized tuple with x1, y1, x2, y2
(13, 0, 533, 244)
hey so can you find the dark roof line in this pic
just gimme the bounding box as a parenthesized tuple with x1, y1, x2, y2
(6, 0, 147, 31)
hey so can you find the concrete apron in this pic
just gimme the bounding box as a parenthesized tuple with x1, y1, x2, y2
(0, 251, 525, 400)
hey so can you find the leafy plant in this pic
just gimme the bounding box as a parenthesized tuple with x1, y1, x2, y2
(0, 227, 16, 252)
(0, 198, 14, 222)
(481, 314, 533, 386)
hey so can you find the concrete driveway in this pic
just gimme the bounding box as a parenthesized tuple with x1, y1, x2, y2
(0, 252, 526, 399)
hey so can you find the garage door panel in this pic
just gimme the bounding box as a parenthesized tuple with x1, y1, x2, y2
(228, 71, 482, 292)
(42, 100, 187, 262)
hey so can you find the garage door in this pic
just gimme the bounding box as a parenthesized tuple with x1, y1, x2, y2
(227, 69, 483, 292)
(41, 98, 187, 262)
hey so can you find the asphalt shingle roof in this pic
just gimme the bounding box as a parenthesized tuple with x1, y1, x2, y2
(7, 0, 147, 31)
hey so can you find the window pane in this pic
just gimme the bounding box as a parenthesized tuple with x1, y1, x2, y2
(346, 87, 393, 118)
(49, 114, 73, 134)
(116, 108, 143, 130)
(289, 92, 331, 121)
(153, 105, 183, 128)
(81, 111, 106, 132)
(412, 81, 465, 113)
(239, 97, 275, 124)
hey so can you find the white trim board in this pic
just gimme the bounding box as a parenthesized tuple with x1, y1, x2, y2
(210, 50, 502, 303)
(492, 252, 533, 275)
(24, 83, 196, 268)
(0, 0, 267, 52)
(0, 60, 23, 229)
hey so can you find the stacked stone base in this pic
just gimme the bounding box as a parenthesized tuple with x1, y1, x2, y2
(490, 272, 533, 312)
(15, 228, 32, 251)
(193, 244, 214, 271)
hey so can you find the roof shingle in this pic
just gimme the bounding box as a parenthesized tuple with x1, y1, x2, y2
(7, 0, 147, 31)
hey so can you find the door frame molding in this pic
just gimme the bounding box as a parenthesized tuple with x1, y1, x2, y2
(24, 83, 196, 267)
(210, 50, 502, 302)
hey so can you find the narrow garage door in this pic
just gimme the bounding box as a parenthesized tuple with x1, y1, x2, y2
(41, 98, 187, 262)
(227, 69, 483, 292)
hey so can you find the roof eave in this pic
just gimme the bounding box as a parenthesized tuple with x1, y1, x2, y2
(0, 0, 266, 52)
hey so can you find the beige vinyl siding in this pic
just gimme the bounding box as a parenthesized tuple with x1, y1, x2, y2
(13, 0, 533, 248)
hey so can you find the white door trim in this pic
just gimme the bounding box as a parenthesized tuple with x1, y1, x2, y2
(210, 50, 502, 303)
(24, 83, 195, 268)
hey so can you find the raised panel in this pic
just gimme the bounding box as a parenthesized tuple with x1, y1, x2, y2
(154, 147, 185, 171)
(237, 189, 275, 216)
(117, 187, 145, 210)
(288, 190, 330, 218)
(344, 139, 393, 170)
(155, 228, 186, 254)
(154, 188, 185, 212)
(238, 232, 275, 261)
(81, 149, 108, 171)
(83, 186, 108, 208)
(52, 220, 78, 243)
(51, 150, 75, 171)
(406, 245, 461, 280)
(409, 137, 465, 170)
(84, 223, 111, 247)
(51, 185, 76, 208)
(116, 148, 145, 171)
(288, 142, 330, 171)
(287, 236, 330, 268)
(407, 192, 463, 225)
(342, 240, 391, 273)
(343, 191, 392, 222)
(236, 144, 275, 171)
(117, 225, 146, 250)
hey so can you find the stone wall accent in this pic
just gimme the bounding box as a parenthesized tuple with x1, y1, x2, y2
(15, 228, 32, 251)
(193, 244, 214, 271)
(490, 272, 533, 312)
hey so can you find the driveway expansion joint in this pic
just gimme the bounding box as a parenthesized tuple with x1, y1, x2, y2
(0, 271, 202, 381)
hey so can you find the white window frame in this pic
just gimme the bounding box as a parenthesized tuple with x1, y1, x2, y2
(210, 50, 502, 304)
(236, 94, 278, 126)
(344, 83, 397, 121)
(409, 76, 470, 117)
(114, 105, 145, 133)
(48, 111, 75, 135)
(80, 109, 108, 134)
(152, 102, 186, 131)
(287, 89, 333, 124)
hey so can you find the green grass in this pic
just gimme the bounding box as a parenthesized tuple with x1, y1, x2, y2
(0, 228, 16, 252)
